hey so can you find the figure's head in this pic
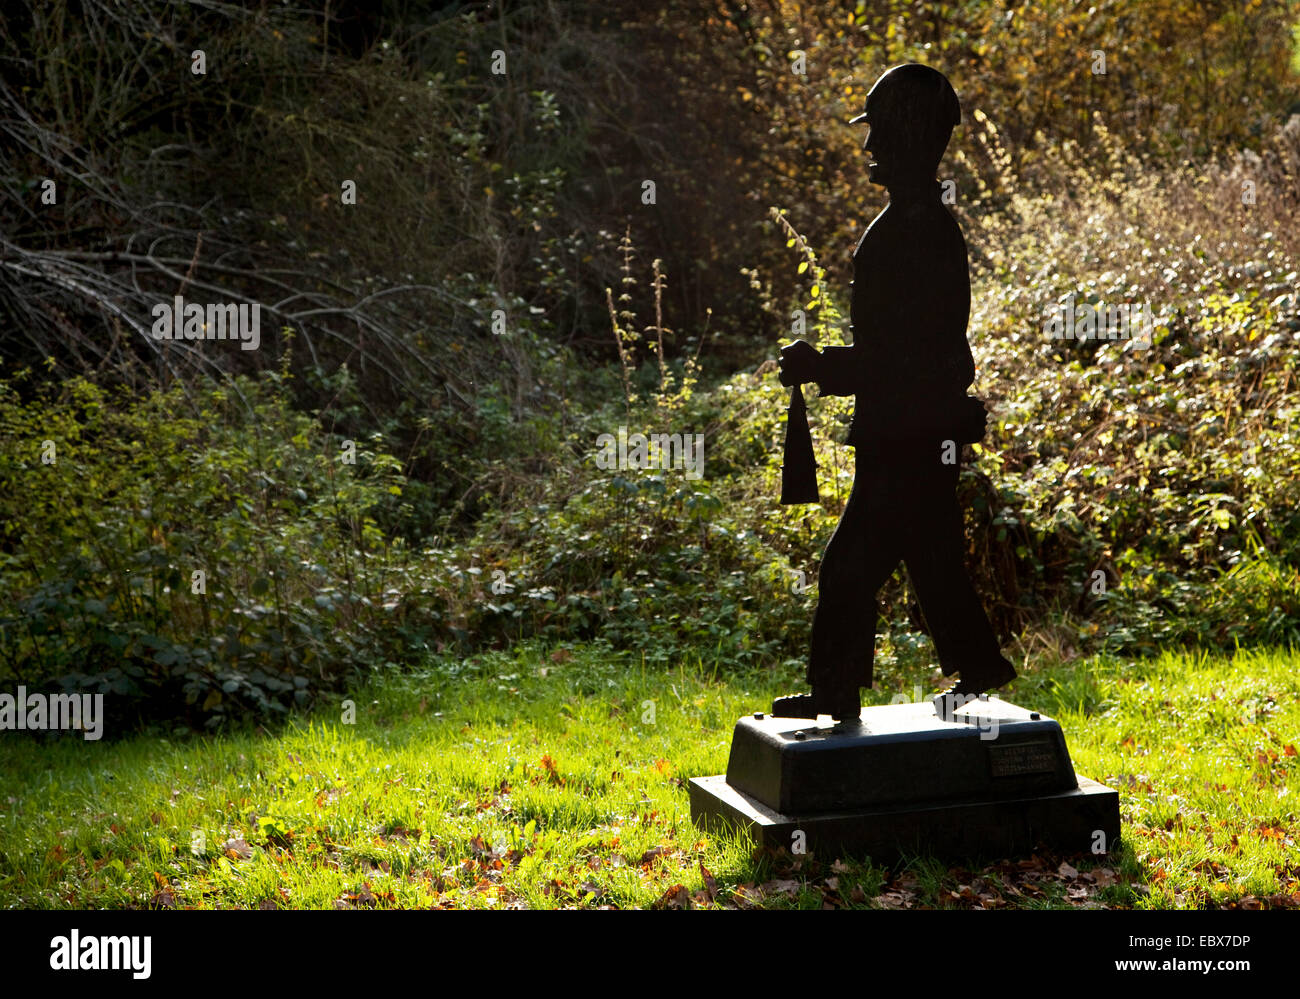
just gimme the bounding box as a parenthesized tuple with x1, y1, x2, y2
(851, 63, 960, 188)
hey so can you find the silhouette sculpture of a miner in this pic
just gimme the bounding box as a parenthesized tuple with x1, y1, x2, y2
(775, 63, 1016, 723)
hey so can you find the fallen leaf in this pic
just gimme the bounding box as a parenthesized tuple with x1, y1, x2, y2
(1058, 861, 1078, 880)
(732, 883, 760, 908)
(763, 878, 802, 898)
(640, 845, 671, 866)
(223, 838, 253, 860)
(347, 884, 377, 907)
(150, 873, 175, 909)
(700, 862, 717, 903)
(653, 884, 690, 909)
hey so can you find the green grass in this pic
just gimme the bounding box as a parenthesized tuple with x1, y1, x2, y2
(1, 643, 1297, 909)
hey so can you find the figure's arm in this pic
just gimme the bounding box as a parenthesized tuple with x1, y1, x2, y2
(778, 341, 862, 396)
(813, 345, 858, 396)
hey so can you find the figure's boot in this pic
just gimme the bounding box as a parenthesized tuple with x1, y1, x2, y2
(771, 685, 860, 722)
(932, 656, 1017, 721)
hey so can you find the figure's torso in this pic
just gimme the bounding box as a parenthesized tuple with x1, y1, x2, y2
(845, 189, 974, 447)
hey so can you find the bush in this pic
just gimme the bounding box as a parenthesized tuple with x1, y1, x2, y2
(0, 366, 410, 729)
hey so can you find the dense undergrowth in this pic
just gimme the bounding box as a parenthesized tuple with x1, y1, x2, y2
(2, 1, 1299, 728)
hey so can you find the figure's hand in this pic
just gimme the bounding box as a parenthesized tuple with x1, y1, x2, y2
(779, 340, 820, 387)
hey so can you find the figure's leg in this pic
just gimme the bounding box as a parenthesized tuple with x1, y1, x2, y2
(807, 464, 902, 698)
(900, 462, 1015, 691)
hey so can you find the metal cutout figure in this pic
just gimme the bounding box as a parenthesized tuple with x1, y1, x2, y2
(774, 64, 1016, 723)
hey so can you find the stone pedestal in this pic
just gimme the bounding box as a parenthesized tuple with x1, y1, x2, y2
(688, 698, 1120, 862)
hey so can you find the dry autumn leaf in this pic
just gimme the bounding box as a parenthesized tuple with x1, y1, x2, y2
(640, 845, 671, 866)
(223, 837, 253, 860)
(653, 883, 690, 909)
(150, 887, 175, 909)
(700, 862, 717, 902)
(763, 878, 801, 898)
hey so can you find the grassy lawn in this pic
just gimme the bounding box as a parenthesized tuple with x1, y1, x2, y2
(1, 644, 1297, 910)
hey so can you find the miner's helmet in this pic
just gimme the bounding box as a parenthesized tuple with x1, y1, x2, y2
(849, 62, 961, 130)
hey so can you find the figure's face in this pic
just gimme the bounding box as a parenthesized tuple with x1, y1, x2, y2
(860, 111, 898, 187)
(861, 102, 918, 188)
(861, 105, 942, 188)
